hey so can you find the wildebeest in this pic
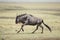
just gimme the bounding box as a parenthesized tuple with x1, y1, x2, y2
(15, 14, 52, 33)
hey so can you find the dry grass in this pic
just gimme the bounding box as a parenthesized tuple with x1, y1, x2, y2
(0, 2, 60, 40)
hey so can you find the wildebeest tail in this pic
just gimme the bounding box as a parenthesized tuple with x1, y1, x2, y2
(42, 20, 52, 32)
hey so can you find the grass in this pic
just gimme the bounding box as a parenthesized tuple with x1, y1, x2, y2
(0, 2, 60, 40)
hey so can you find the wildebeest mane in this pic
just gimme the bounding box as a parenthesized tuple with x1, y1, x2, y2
(18, 14, 27, 17)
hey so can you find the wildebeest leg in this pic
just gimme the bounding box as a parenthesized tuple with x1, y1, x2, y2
(17, 24, 24, 33)
(40, 25, 43, 34)
(17, 20, 28, 33)
(32, 25, 39, 33)
(21, 25, 24, 32)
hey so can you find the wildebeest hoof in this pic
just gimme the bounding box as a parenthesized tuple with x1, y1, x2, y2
(32, 32, 35, 34)
(22, 30, 24, 32)
(17, 31, 20, 33)
(41, 32, 43, 34)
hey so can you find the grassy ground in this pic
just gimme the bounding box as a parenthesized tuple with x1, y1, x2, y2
(0, 2, 60, 40)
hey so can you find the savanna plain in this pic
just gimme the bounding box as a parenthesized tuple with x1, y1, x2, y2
(0, 2, 60, 40)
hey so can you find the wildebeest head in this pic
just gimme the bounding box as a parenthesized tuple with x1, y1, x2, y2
(15, 14, 27, 24)
(15, 16, 19, 24)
